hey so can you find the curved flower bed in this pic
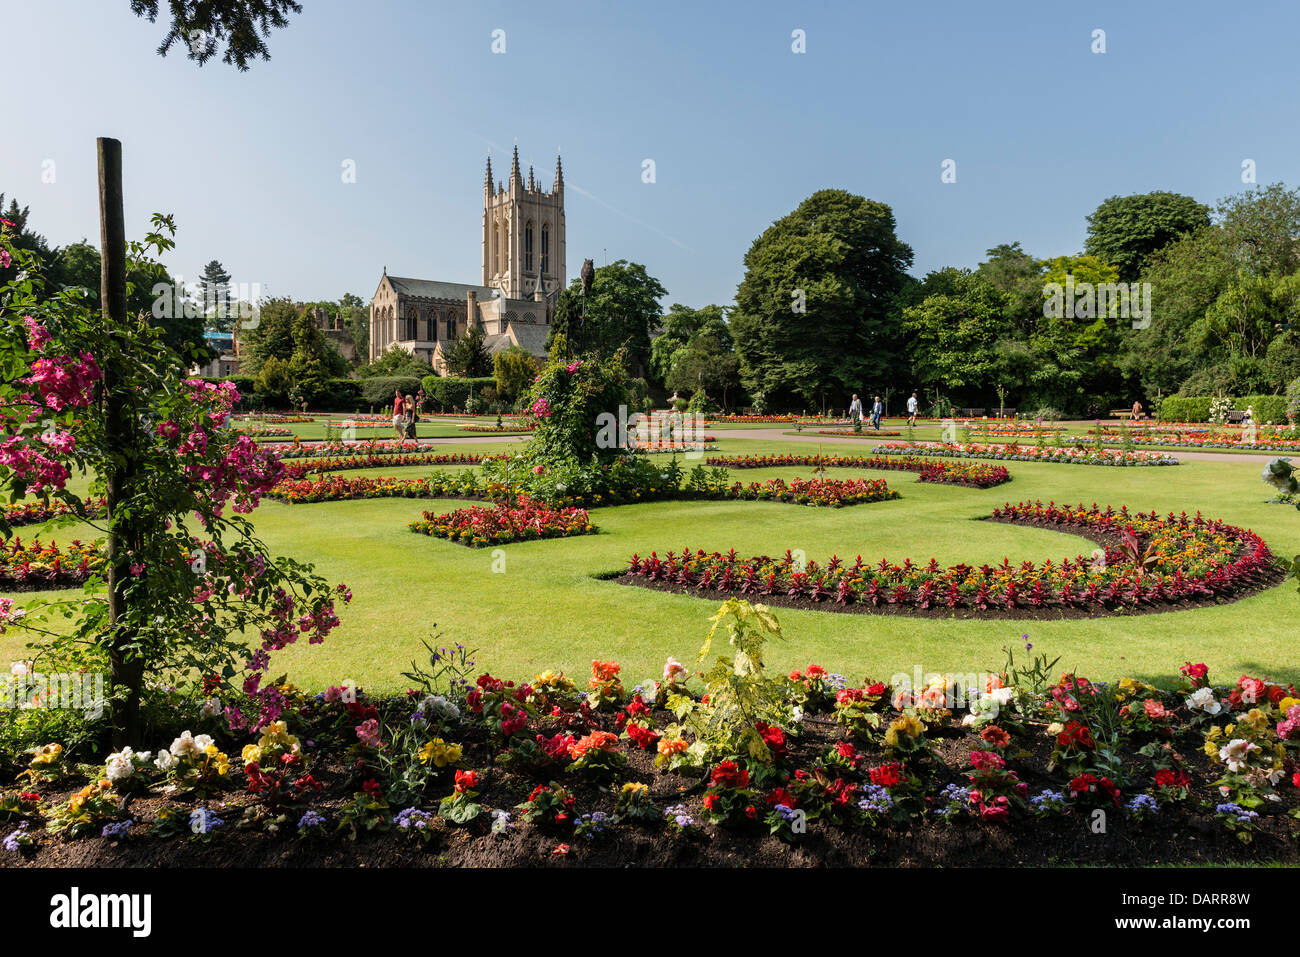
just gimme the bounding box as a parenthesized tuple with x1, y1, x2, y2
(876, 442, 1179, 467)
(0, 537, 103, 590)
(706, 454, 1010, 488)
(716, 477, 898, 507)
(409, 496, 595, 546)
(1092, 430, 1300, 453)
(2, 497, 106, 528)
(618, 501, 1279, 617)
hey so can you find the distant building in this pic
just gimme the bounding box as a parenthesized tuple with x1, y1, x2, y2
(193, 330, 241, 378)
(369, 145, 564, 374)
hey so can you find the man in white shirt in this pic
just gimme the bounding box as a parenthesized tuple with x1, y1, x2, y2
(907, 392, 919, 427)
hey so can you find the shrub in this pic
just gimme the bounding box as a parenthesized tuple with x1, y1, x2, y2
(425, 376, 496, 412)
(1159, 396, 1212, 422)
(1238, 394, 1289, 426)
(1289, 378, 1300, 423)
(360, 376, 423, 408)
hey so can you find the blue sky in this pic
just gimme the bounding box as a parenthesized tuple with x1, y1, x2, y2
(4, 0, 1299, 309)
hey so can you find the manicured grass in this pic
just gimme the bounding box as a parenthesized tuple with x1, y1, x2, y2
(4, 439, 1298, 695)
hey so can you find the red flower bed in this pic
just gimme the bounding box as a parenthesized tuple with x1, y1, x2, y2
(2, 496, 106, 528)
(707, 454, 1010, 488)
(619, 502, 1280, 617)
(0, 537, 103, 590)
(280, 453, 505, 479)
(716, 477, 898, 507)
(408, 496, 596, 546)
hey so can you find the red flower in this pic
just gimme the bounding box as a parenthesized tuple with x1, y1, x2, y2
(766, 787, 798, 808)
(361, 778, 382, 796)
(710, 761, 750, 789)
(744, 805, 757, 819)
(704, 793, 719, 812)
(455, 769, 479, 792)
(869, 763, 903, 789)
(1154, 768, 1190, 789)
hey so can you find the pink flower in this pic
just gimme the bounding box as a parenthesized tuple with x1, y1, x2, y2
(22, 317, 49, 352)
(354, 718, 384, 749)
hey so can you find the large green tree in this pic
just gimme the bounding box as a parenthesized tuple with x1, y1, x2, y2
(445, 326, 492, 377)
(730, 190, 914, 411)
(1085, 191, 1211, 281)
(547, 260, 667, 374)
(901, 269, 1007, 404)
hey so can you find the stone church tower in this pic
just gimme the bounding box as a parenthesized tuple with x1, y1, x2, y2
(367, 145, 565, 372)
(483, 146, 566, 301)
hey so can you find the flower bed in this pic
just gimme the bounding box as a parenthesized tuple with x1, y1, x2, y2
(618, 501, 1279, 617)
(812, 430, 903, 437)
(408, 496, 596, 546)
(715, 477, 898, 507)
(0, 537, 103, 590)
(459, 424, 535, 434)
(267, 473, 496, 504)
(236, 426, 293, 438)
(2, 497, 106, 528)
(875, 442, 1179, 467)
(706, 454, 1011, 488)
(280, 453, 506, 480)
(5, 631, 1300, 868)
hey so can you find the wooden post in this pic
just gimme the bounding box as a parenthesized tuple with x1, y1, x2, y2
(98, 137, 143, 747)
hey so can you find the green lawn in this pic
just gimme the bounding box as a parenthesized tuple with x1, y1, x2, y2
(4, 436, 1298, 695)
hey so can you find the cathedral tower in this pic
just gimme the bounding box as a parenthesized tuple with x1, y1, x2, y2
(482, 145, 566, 300)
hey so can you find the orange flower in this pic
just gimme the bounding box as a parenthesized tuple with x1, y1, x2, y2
(657, 737, 688, 757)
(980, 725, 1011, 748)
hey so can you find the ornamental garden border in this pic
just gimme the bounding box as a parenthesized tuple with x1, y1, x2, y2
(614, 501, 1285, 620)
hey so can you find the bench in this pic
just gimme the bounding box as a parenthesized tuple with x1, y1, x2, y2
(1227, 410, 1247, 424)
(957, 408, 986, 417)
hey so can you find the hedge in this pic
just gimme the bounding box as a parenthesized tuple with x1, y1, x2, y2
(425, 376, 497, 412)
(360, 376, 423, 408)
(1158, 394, 1290, 425)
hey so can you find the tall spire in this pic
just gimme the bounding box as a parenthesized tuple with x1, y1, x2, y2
(528, 164, 535, 191)
(484, 153, 493, 190)
(553, 151, 564, 192)
(510, 144, 521, 185)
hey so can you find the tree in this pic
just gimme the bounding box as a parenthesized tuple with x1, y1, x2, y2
(649, 303, 729, 385)
(197, 259, 232, 329)
(1216, 183, 1300, 278)
(731, 190, 914, 411)
(358, 344, 432, 380)
(1085, 192, 1211, 282)
(128, 0, 302, 70)
(547, 261, 666, 373)
(338, 292, 369, 362)
(493, 345, 540, 405)
(238, 297, 298, 375)
(445, 326, 492, 377)
(0, 194, 56, 289)
(976, 242, 1044, 335)
(51, 241, 206, 353)
(901, 270, 1007, 403)
(666, 333, 741, 409)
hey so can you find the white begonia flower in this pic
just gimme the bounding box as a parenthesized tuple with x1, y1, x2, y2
(105, 747, 138, 782)
(169, 730, 204, 758)
(990, 687, 1016, 706)
(1219, 738, 1259, 772)
(154, 749, 177, 772)
(1186, 687, 1222, 715)
(199, 697, 222, 719)
(193, 734, 215, 752)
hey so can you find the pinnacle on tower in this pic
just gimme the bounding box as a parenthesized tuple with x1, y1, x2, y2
(484, 153, 493, 189)
(528, 164, 535, 191)
(553, 151, 564, 191)
(510, 145, 521, 184)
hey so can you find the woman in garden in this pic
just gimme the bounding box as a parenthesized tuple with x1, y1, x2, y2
(404, 394, 418, 439)
(393, 390, 407, 439)
(1131, 399, 1144, 421)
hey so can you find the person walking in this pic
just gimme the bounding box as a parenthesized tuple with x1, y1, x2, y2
(404, 394, 418, 439)
(849, 393, 863, 426)
(907, 392, 919, 428)
(392, 390, 407, 440)
(871, 395, 883, 431)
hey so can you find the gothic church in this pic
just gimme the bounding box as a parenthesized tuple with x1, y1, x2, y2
(369, 146, 565, 373)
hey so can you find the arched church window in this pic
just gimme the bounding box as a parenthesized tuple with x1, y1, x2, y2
(406, 304, 419, 340)
(525, 221, 534, 272)
(541, 223, 550, 275)
(426, 308, 437, 340)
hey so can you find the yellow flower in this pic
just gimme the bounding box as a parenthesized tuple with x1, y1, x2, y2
(1278, 697, 1300, 715)
(30, 743, 63, 767)
(621, 781, 648, 799)
(242, 744, 264, 767)
(884, 714, 924, 748)
(418, 738, 462, 768)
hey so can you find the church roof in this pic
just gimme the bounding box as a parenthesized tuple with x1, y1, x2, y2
(485, 322, 550, 357)
(386, 276, 496, 301)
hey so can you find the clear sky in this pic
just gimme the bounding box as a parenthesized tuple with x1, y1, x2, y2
(4, 0, 1299, 309)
